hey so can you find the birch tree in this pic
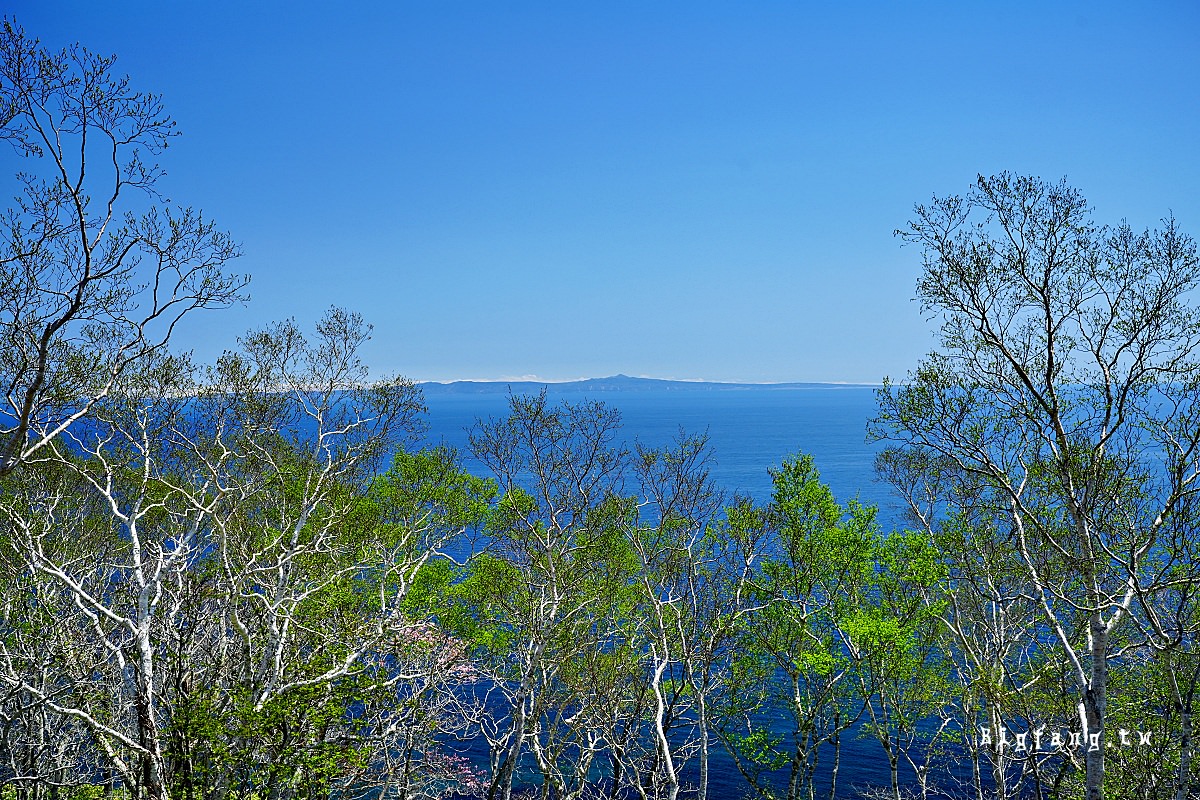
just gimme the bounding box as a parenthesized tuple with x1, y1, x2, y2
(464, 392, 631, 800)
(0, 20, 245, 478)
(876, 447, 1069, 799)
(618, 433, 728, 800)
(0, 310, 487, 800)
(718, 455, 875, 800)
(873, 173, 1200, 800)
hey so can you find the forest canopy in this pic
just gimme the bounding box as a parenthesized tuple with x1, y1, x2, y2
(2, 19, 1200, 800)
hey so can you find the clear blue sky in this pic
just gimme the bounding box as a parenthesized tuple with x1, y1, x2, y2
(8, 2, 1199, 382)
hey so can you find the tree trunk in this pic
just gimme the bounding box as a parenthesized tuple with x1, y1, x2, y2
(990, 710, 1009, 800)
(608, 750, 622, 800)
(971, 738, 983, 800)
(488, 689, 528, 800)
(135, 692, 168, 800)
(1177, 708, 1193, 800)
(649, 653, 679, 800)
(829, 723, 840, 800)
(1083, 616, 1108, 800)
(696, 692, 708, 800)
(786, 737, 803, 800)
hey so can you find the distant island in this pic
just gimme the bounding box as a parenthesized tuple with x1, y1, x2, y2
(418, 374, 880, 394)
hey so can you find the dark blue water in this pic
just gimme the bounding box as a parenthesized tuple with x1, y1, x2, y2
(421, 385, 896, 515)
(418, 384, 915, 797)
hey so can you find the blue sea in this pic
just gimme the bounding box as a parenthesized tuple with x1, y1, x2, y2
(419, 384, 895, 513)
(417, 383, 921, 797)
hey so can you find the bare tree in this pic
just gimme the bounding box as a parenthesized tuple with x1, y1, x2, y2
(0, 309, 485, 800)
(877, 447, 1072, 799)
(466, 392, 630, 800)
(874, 173, 1200, 800)
(622, 432, 734, 800)
(0, 20, 245, 478)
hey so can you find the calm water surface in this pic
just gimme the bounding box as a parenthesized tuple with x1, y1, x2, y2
(421, 385, 896, 514)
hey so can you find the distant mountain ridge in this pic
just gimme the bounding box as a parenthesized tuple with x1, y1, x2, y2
(418, 374, 878, 394)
